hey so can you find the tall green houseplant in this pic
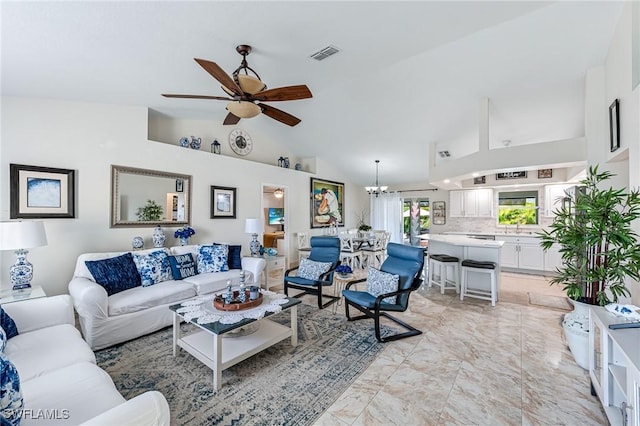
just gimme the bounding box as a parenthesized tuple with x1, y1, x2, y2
(539, 165, 640, 306)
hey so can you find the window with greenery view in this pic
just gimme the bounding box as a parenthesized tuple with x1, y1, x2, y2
(497, 191, 538, 225)
(403, 199, 430, 245)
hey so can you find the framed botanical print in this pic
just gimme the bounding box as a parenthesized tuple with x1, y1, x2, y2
(210, 186, 236, 218)
(310, 178, 344, 228)
(10, 164, 75, 218)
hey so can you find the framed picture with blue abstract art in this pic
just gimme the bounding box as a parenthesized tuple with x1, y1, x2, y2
(10, 164, 76, 219)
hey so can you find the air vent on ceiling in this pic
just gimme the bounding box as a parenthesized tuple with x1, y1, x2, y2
(310, 45, 340, 61)
(438, 150, 451, 158)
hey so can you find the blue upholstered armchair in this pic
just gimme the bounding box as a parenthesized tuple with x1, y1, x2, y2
(284, 236, 341, 309)
(342, 243, 424, 342)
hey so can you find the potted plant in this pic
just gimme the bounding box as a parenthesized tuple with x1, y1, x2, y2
(136, 199, 163, 221)
(538, 165, 640, 368)
(357, 210, 372, 236)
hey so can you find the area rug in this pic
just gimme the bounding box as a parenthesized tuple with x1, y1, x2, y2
(528, 292, 572, 311)
(95, 303, 388, 426)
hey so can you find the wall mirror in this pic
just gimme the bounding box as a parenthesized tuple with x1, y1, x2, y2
(110, 165, 192, 228)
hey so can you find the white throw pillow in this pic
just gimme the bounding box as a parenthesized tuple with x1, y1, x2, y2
(366, 267, 399, 304)
(297, 258, 332, 280)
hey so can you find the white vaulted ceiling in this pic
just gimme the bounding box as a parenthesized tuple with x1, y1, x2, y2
(0, 1, 625, 187)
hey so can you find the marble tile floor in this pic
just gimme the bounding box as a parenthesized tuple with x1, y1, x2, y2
(280, 275, 607, 426)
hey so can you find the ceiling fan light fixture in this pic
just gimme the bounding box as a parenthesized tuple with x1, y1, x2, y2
(237, 75, 266, 95)
(226, 101, 261, 118)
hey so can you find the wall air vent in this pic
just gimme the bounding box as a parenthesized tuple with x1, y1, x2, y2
(310, 45, 340, 61)
(438, 150, 451, 158)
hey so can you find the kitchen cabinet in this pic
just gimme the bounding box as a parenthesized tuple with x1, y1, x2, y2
(450, 189, 493, 218)
(543, 243, 563, 273)
(544, 184, 572, 217)
(589, 306, 640, 426)
(497, 235, 544, 271)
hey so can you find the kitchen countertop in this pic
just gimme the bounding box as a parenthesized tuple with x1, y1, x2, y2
(443, 231, 541, 237)
(420, 234, 504, 248)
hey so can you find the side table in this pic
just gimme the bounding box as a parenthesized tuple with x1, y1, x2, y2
(262, 255, 286, 291)
(0, 286, 47, 304)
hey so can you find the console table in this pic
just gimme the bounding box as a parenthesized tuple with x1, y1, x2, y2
(263, 255, 286, 291)
(589, 305, 640, 425)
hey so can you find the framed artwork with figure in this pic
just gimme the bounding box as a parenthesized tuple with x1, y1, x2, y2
(310, 178, 344, 228)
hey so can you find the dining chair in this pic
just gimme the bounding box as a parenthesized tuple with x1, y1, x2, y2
(339, 232, 363, 269)
(342, 243, 424, 342)
(284, 236, 341, 309)
(361, 231, 388, 269)
(297, 232, 311, 262)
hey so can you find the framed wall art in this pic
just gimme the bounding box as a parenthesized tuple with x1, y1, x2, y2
(609, 98, 620, 153)
(310, 177, 344, 228)
(10, 163, 75, 219)
(210, 186, 236, 218)
(175, 178, 184, 192)
(538, 169, 553, 179)
(432, 201, 446, 225)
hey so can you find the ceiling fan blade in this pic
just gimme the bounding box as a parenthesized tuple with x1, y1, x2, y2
(252, 85, 312, 102)
(259, 103, 301, 127)
(223, 112, 241, 125)
(194, 58, 243, 96)
(162, 94, 232, 101)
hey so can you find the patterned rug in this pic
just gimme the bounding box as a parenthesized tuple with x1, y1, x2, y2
(96, 302, 388, 425)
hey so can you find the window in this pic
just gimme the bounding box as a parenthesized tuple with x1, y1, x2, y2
(498, 191, 539, 225)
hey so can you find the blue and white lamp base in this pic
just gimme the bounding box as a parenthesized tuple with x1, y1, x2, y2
(10, 249, 33, 290)
(249, 234, 260, 257)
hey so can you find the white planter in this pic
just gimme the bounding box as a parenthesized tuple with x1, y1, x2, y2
(562, 299, 590, 370)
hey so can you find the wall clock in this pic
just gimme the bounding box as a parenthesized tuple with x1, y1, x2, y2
(228, 129, 253, 156)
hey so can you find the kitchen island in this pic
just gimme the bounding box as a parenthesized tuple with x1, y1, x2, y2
(420, 234, 504, 302)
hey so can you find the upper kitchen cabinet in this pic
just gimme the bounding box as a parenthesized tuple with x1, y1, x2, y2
(544, 184, 572, 217)
(450, 189, 494, 218)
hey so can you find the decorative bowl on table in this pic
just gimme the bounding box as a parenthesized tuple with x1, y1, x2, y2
(335, 265, 353, 278)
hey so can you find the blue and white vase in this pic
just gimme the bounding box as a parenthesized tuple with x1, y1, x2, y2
(190, 136, 201, 150)
(152, 226, 166, 248)
(132, 236, 144, 250)
(179, 137, 189, 148)
(179, 237, 189, 246)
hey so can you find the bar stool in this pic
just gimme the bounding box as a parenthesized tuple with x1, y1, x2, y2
(460, 259, 498, 306)
(428, 254, 460, 294)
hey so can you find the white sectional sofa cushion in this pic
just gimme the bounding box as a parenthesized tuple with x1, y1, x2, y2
(69, 245, 266, 350)
(1, 295, 169, 425)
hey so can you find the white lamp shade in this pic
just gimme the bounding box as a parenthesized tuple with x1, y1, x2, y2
(227, 101, 261, 119)
(0, 221, 48, 250)
(245, 218, 263, 234)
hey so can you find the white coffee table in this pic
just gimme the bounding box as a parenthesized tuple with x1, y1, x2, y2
(170, 294, 300, 390)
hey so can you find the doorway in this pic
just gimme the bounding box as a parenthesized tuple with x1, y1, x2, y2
(261, 184, 288, 267)
(402, 198, 430, 246)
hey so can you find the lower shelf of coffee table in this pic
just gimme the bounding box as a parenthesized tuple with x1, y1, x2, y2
(177, 319, 292, 371)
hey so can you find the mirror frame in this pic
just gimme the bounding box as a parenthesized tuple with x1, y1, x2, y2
(110, 165, 192, 228)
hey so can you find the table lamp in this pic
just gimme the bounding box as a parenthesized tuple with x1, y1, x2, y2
(244, 218, 263, 257)
(0, 221, 48, 290)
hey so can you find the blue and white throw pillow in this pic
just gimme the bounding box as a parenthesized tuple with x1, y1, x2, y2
(0, 353, 23, 426)
(297, 258, 332, 281)
(85, 253, 141, 296)
(0, 308, 18, 340)
(132, 250, 173, 287)
(366, 267, 400, 304)
(168, 254, 198, 280)
(0, 327, 6, 353)
(197, 245, 229, 274)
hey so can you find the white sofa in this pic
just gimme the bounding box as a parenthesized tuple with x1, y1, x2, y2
(69, 245, 266, 350)
(2, 295, 170, 425)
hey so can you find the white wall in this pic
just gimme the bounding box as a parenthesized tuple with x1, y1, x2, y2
(0, 97, 366, 295)
(598, 1, 640, 304)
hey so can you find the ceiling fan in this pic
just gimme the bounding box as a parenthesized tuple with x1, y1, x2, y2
(162, 45, 312, 127)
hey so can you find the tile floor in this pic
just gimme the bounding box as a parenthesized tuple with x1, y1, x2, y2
(285, 272, 608, 426)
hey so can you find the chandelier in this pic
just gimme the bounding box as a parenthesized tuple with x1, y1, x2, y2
(273, 188, 284, 199)
(365, 160, 388, 197)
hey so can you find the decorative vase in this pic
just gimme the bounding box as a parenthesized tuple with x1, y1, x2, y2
(179, 237, 189, 246)
(132, 236, 144, 250)
(190, 136, 201, 150)
(295, 163, 302, 171)
(283, 157, 290, 168)
(562, 299, 590, 370)
(179, 137, 189, 148)
(152, 226, 166, 248)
